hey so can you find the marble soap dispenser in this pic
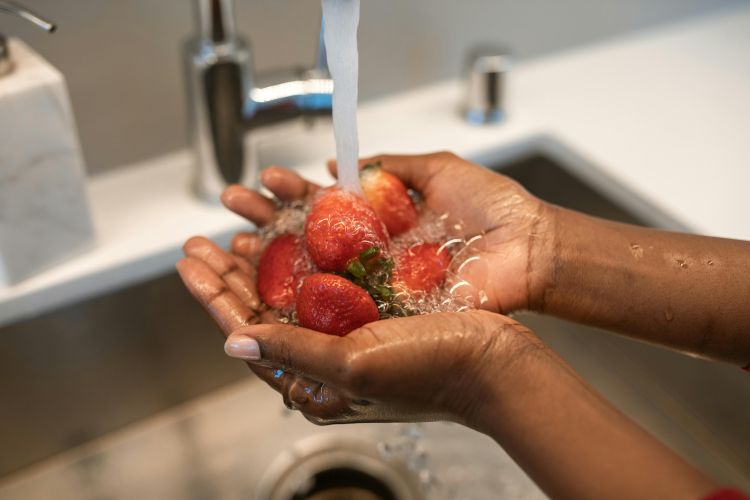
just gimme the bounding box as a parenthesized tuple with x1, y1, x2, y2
(0, 2, 94, 285)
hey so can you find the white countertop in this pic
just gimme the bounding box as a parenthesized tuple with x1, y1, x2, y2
(2, 5, 749, 327)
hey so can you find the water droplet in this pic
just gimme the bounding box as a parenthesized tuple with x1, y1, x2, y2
(629, 244, 643, 260)
(260, 202, 487, 320)
(664, 308, 674, 322)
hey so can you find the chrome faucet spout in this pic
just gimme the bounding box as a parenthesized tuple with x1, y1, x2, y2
(245, 68, 333, 128)
(186, 0, 332, 202)
(195, 0, 236, 43)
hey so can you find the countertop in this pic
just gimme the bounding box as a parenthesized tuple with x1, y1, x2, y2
(2, 4, 749, 327)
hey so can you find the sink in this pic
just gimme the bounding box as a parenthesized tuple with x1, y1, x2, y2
(0, 151, 747, 498)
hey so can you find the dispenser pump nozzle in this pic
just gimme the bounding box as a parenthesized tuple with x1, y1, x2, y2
(0, 1, 56, 76)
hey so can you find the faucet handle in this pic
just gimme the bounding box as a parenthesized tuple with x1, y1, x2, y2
(464, 46, 510, 125)
(0, 1, 56, 76)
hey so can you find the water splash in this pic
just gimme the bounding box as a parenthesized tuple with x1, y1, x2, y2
(258, 197, 489, 323)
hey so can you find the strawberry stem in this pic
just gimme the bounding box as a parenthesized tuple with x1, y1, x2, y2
(359, 247, 380, 261)
(340, 245, 415, 319)
(346, 259, 367, 279)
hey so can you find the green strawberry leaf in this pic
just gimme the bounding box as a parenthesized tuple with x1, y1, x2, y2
(340, 246, 414, 318)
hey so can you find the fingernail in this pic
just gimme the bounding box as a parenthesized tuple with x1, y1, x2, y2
(224, 337, 261, 360)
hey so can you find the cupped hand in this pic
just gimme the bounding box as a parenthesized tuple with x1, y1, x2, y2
(333, 152, 554, 313)
(189, 152, 554, 315)
(176, 166, 325, 403)
(224, 309, 540, 425)
(176, 154, 551, 420)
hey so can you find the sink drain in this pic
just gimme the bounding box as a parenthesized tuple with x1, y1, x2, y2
(256, 435, 424, 500)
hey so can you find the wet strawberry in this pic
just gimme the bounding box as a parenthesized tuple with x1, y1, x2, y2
(257, 234, 313, 309)
(296, 273, 380, 336)
(392, 243, 451, 294)
(304, 187, 389, 273)
(360, 163, 418, 237)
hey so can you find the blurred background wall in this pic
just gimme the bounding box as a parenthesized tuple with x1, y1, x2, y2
(4, 0, 746, 175)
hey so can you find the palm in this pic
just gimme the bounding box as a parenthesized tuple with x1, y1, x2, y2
(401, 153, 547, 313)
(176, 236, 508, 424)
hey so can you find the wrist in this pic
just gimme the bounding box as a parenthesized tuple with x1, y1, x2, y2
(526, 201, 564, 313)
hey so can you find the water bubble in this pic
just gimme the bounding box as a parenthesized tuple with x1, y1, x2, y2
(630, 244, 644, 260)
(664, 308, 674, 322)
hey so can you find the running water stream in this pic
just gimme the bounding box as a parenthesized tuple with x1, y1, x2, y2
(321, 0, 363, 195)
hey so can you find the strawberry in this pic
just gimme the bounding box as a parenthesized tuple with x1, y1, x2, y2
(296, 273, 380, 336)
(392, 243, 451, 294)
(360, 163, 418, 237)
(305, 187, 389, 273)
(257, 234, 313, 309)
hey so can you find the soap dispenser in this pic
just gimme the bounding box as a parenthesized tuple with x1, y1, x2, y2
(0, 2, 95, 286)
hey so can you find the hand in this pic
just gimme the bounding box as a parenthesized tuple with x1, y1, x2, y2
(176, 166, 323, 398)
(333, 152, 554, 313)
(176, 175, 538, 424)
(185, 152, 554, 316)
(224, 309, 540, 425)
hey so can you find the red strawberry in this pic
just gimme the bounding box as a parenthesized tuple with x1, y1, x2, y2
(257, 234, 313, 309)
(296, 273, 380, 336)
(392, 243, 451, 294)
(305, 187, 389, 273)
(360, 163, 418, 237)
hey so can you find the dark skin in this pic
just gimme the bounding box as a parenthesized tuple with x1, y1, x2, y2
(177, 152, 750, 499)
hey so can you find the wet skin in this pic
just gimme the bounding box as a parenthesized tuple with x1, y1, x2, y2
(177, 152, 750, 499)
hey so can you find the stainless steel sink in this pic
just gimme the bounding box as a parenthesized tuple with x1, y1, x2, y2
(0, 153, 747, 499)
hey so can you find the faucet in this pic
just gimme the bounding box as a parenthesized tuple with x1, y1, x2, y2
(186, 0, 333, 202)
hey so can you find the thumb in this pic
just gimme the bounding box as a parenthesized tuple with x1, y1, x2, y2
(224, 324, 348, 384)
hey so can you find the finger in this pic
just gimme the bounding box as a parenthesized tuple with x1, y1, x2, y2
(328, 152, 451, 193)
(183, 236, 261, 311)
(261, 166, 319, 202)
(299, 385, 361, 424)
(287, 378, 313, 408)
(221, 184, 276, 226)
(230, 254, 255, 277)
(231, 232, 264, 263)
(225, 324, 349, 385)
(281, 378, 359, 425)
(176, 256, 258, 333)
(176, 255, 290, 391)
